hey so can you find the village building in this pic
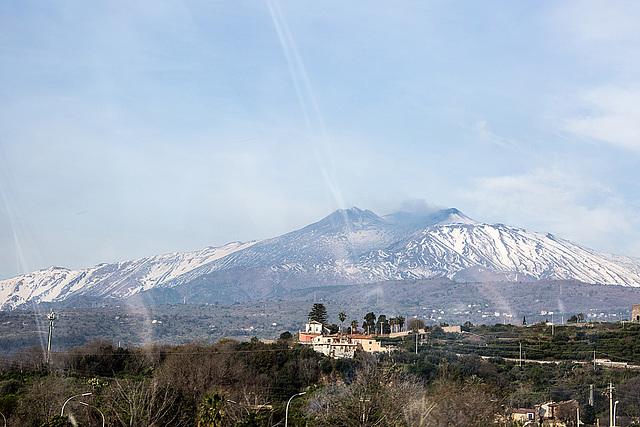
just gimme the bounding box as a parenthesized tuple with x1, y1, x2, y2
(298, 320, 325, 342)
(311, 335, 359, 358)
(300, 321, 384, 358)
(510, 408, 535, 424)
(534, 400, 579, 426)
(632, 303, 640, 323)
(348, 334, 383, 353)
(441, 325, 463, 334)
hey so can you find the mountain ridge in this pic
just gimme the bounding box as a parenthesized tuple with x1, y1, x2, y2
(1, 207, 640, 310)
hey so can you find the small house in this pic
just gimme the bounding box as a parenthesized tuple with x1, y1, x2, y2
(299, 320, 324, 342)
(535, 400, 579, 426)
(511, 408, 535, 424)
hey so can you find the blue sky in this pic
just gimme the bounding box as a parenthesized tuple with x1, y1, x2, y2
(1, 1, 640, 279)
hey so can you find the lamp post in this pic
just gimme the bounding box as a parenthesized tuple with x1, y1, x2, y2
(61, 392, 92, 416)
(78, 401, 105, 427)
(613, 400, 619, 427)
(285, 392, 306, 427)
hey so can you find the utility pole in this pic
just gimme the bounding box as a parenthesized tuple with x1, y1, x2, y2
(605, 382, 614, 427)
(589, 384, 594, 406)
(415, 331, 418, 355)
(519, 342, 522, 367)
(360, 397, 371, 425)
(46, 310, 57, 364)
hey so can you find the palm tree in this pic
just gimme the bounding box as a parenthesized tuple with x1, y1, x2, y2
(364, 312, 376, 335)
(397, 316, 406, 332)
(338, 312, 347, 335)
(350, 320, 358, 334)
(389, 317, 398, 333)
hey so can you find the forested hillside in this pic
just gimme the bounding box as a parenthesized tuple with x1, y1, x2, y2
(2, 322, 640, 426)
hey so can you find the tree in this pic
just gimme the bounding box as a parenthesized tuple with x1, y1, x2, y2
(397, 316, 405, 332)
(350, 320, 359, 335)
(338, 312, 347, 335)
(303, 353, 423, 426)
(327, 324, 339, 335)
(198, 392, 227, 427)
(40, 415, 72, 427)
(617, 376, 640, 420)
(376, 315, 390, 335)
(308, 304, 328, 325)
(16, 375, 70, 427)
(424, 380, 502, 427)
(363, 313, 376, 335)
(389, 317, 398, 333)
(279, 331, 293, 341)
(407, 319, 425, 332)
(105, 377, 183, 426)
(581, 404, 596, 425)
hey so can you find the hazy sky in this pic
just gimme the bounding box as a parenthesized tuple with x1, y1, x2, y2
(2, 1, 640, 280)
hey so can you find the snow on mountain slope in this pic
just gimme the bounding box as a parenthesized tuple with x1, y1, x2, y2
(0, 241, 256, 309)
(2, 207, 640, 310)
(358, 223, 640, 286)
(163, 207, 473, 287)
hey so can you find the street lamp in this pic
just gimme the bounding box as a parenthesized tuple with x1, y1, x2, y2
(61, 392, 92, 416)
(78, 401, 105, 427)
(613, 400, 620, 427)
(285, 392, 306, 427)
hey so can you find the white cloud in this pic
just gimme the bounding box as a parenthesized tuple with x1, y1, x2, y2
(463, 169, 640, 257)
(397, 199, 448, 216)
(474, 120, 512, 148)
(565, 86, 640, 153)
(549, 1, 640, 153)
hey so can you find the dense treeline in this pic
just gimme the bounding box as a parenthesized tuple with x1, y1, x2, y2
(0, 337, 332, 426)
(2, 324, 640, 426)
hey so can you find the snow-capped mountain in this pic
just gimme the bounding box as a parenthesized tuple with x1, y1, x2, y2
(1, 207, 640, 310)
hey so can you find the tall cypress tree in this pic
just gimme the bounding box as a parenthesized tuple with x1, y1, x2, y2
(308, 303, 328, 324)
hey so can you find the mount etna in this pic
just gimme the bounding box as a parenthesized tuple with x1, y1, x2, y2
(2, 207, 640, 311)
